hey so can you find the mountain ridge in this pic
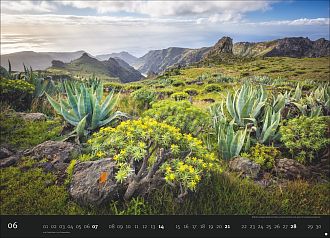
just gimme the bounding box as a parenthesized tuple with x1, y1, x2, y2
(49, 53, 143, 83)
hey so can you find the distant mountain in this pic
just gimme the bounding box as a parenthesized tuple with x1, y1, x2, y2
(0, 51, 85, 71)
(50, 53, 143, 83)
(132, 47, 210, 75)
(133, 36, 330, 74)
(96, 51, 138, 65)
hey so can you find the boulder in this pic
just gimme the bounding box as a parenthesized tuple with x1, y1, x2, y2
(24, 140, 80, 183)
(274, 158, 311, 180)
(16, 112, 47, 121)
(24, 140, 80, 163)
(229, 157, 260, 179)
(69, 158, 124, 206)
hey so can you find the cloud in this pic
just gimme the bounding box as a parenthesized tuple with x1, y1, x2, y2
(257, 18, 330, 26)
(59, 1, 272, 18)
(1, 0, 56, 14)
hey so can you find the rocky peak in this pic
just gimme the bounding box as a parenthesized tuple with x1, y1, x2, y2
(212, 36, 233, 54)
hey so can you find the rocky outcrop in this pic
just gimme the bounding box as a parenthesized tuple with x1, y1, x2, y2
(233, 37, 330, 58)
(229, 157, 260, 179)
(207, 36, 233, 55)
(274, 158, 311, 180)
(69, 158, 124, 206)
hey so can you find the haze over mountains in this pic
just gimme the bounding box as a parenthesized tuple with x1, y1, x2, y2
(1, 36, 329, 78)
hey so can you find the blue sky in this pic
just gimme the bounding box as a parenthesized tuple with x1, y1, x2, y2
(1, 1, 329, 56)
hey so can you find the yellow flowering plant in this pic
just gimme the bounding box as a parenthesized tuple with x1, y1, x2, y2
(87, 117, 219, 200)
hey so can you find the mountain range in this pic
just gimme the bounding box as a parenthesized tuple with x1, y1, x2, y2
(1, 36, 329, 78)
(49, 53, 143, 83)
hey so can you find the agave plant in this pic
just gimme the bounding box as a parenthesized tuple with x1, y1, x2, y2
(46, 81, 126, 138)
(213, 118, 250, 160)
(224, 83, 267, 127)
(255, 107, 281, 144)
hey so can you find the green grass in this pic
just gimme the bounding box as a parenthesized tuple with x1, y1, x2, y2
(1, 163, 328, 215)
(0, 157, 84, 215)
(0, 112, 63, 149)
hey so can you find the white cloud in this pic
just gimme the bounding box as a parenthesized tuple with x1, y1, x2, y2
(59, 1, 271, 17)
(1, 0, 56, 14)
(257, 18, 330, 26)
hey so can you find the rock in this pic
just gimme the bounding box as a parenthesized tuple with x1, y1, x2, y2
(274, 158, 311, 180)
(69, 158, 124, 206)
(24, 140, 80, 163)
(211, 36, 233, 54)
(0, 147, 14, 159)
(24, 140, 80, 183)
(0, 155, 20, 168)
(229, 157, 260, 179)
(16, 112, 47, 121)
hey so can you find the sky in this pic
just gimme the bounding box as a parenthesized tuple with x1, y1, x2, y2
(1, 0, 329, 57)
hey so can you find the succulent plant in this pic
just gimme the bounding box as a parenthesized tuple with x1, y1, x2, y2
(46, 81, 126, 138)
(225, 83, 267, 127)
(213, 118, 249, 160)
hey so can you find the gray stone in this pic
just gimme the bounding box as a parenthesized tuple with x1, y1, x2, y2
(24, 140, 80, 183)
(0, 147, 14, 159)
(229, 157, 261, 179)
(24, 140, 80, 163)
(16, 112, 47, 121)
(274, 158, 311, 180)
(69, 158, 123, 206)
(0, 155, 20, 168)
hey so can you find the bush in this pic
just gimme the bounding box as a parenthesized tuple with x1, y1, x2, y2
(0, 79, 35, 110)
(280, 116, 330, 164)
(171, 92, 189, 101)
(204, 84, 222, 93)
(172, 80, 185, 87)
(103, 82, 124, 92)
(241, 144, 281, 170)
(143, 100, 209, 135)
(131, 88, 157, 109)
(184, 88, 199, 96)
(0, 113, 63, 149)
(86, 117, 219, 200)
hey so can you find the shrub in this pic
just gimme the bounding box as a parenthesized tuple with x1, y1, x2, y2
(86, 117, 219, 200)
(0, 79, 35, 110)
(103, 82, 124, 92)
(143, 100, 209, 135)
(184, 88, 199, 96)
(204, 84, 222, 93)
(0, 113, 63, 149)
(172, 80, 185, 87)
(280, 116, 330, 164)
(241, 144, 280, 170)
(131, 88, 157, 109)
(171, 92, 189, 101)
